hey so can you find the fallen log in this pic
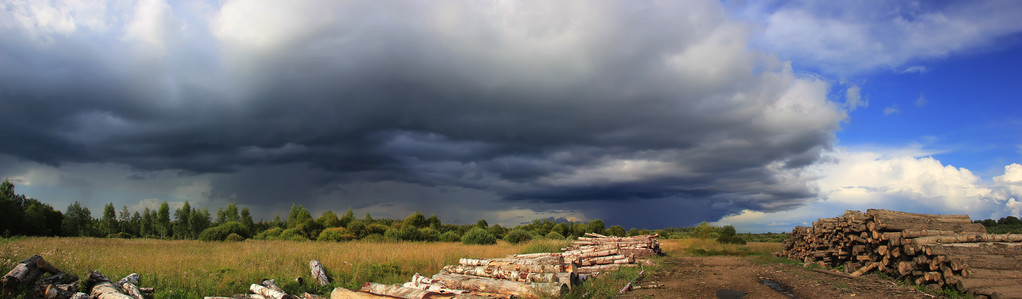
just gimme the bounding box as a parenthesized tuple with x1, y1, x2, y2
(43, 283, 77, 299)
(309, 260, 329, 287)
(909, 234, 1022, 245)
(90, 281, 134, 299)
(260, 279, 285, 293)
(3, 254, 60, 288)
(330, 287, 390, 299)
(429, 273, 567, 298)
(122, 282, 145, 299)
(250, 284, 293, 299)
(440, 265, 559, 283)
(359, 282, 454, 299)
(850, 263, 879, 277)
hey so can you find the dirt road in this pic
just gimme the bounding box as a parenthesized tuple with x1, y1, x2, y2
(623, 255, 938, 298)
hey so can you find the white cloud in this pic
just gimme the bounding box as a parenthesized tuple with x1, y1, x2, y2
(884, 105, 900, 115)
(719, 150, 1022, 232)
(748, 1, 1022, 74)
(915, 94, 928, 107)
(123, 0, 182, 50)
(901, 66, 928, 74)
(845, 84, 867, 111)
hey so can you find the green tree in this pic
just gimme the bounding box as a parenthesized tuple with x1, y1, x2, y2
(140, 208, 153, 237)
(287, 204, 312, 228)
(100, 203, 118, 236)
(716, 225, 745, 244)
(363, 211, 373, 223)
(551, 223, 568, 237)
(586, 219, 606, 235)
(272, 214, 283, 228)
(173, 201, 192, 239)
(607, 225, 626, 237)
(0, 179, 23, 236)
(476, 219, 489, 229)
(317, 210, 341, 228)
(427, 215, 441, 229)
(224, 202, 240, 223)
(461, 227, 497, 245)
(240, 208, 254, 234)
(157, 201, 171, 238)
(339, 208, 355, 227)
(129, 211, 141, 237)
(404, 212, 427, 228)
(694, 221, 713, 239)
(62, 201, 94, 237)
(190, 208, 211, 239)
(504, 229, 532, 244)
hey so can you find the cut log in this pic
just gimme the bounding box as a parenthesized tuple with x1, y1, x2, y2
(300, 293, 325, 299)
(261, 279, 285, 293)
(922, 243, 1022, 256)
(850, 263, 879, 277)
(121, 282, 144, 299)
(440, 265, 559, 283)
(969, 285, 1022, 299)
(70, 293, 90, 299)
(309, 260, 329, 287)
(3, 254, 58, 288)
(963, 269, 1022, 279)
(250, 284, 294, 299)
(330, 287, 390, 299)
(430, 273, 567, 298)
(947, 255, 1022, 270)
(39, 272, 79, 286)
(909, 234, 1022, 245)
(43, 283, 78, 299)
(956, 278, 1021, 290)
(359, 282, 455, 299)
(116, 273, 140, 287)
(90, 281, 134, 299)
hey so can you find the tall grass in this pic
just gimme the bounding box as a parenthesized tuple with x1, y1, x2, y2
(0, 237, 548, 298)
(658, 238, 781, 256)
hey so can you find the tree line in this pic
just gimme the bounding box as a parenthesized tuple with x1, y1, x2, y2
(0, 178, 757, 244)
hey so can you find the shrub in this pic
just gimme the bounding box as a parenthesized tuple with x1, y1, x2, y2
(439, 231, 461, 242)
(199, 221, 251, 241)
(225, 233, 245, 242)
(318, 227, 352, 242)
(716, 225, 746, 244)
(461, 227, 497, 245)
(218, 221, 251, 238)
(253, 227, 283, 240)
(361, 233, 386, 243)
(384, 228, 401, 241)
(279, 228, 308, 241)
(503, 229, 532, 244)
(545, 231, 565, 240)
(419, 228, 440, 242)
(365, 223, 389, 236)
(346, 220, 366, 237)
(106, 232, 133, 239)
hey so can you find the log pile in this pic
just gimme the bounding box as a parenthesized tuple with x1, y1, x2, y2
(780, 209, 1022, 298)
(559, 233, 662, 275)
(2, 254, 153, 299)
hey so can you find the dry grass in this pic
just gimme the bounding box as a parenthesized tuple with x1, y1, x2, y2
(0, 237, 567, 298)
(658, 238, 781, 256)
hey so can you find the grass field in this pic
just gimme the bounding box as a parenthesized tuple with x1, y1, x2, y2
(0, 237, 781, 298)
(0, 237, 568, 298)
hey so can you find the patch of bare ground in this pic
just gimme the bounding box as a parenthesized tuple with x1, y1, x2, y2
(623, 255, 938, 298)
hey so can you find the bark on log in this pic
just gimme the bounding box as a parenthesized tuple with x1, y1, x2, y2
(301, 293, 325, 299)
(909, 234, 1022, 245)
(116, 273, 140, 287)
(39, 272, 79, 286)
(70, 293, 90, 299)
(850, 263, 879, 277)
(90, 281, 134, 299)
(968, 285, 1022, 299)
(261, 279, 285, 293)
(121, 283, 144, 299)
(956, 278, 1020, 290)
(922, 243, 1022, 256)
(429, 273, 567, 298)
(947, 255, 1022, 270)
(440, 265, 559, 283)
(330, 287, 390, 299)
(359, 282, 455, 299)
(309, 260, 329, 287)
(963, 269, 1022, 279)
(250, 284, 294, 299)
(43, 283, 78, 299)
(3, 254, 58, 288)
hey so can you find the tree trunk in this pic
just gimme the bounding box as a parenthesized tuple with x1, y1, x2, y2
(43, 283, 77, 299)
(359, 282, 455, 299)
(330, 287, 391, 299)
(116, 273, 140, 287)
(922, 243, 1022, 256)
(963, 269, 1022, 279)
(261, 279, 285, 293)
(121, 282, 145, 299)
(3, 254, 58, 288)
(968, 285, 1022, 299)
(909, 234, 1022, 245)
(440, 266, 559, 283)
(90, 281, 134, 299)
(429, 273, 566, 298)
(309, 260, 329, 287)
(70, 293, 90, 299)
(850, 263, 878, 277)
(250, 284, 293, 299)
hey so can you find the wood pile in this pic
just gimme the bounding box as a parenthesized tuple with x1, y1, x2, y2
(560, 233, 662, 275)
(1, 254, 153, 299)
(780, 209, 1022, 298)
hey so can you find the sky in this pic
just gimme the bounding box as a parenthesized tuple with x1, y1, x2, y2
(0, 0, 1020, 232)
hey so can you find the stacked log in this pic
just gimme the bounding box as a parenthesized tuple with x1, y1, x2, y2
(781, 209, 1022, 298)
(2, 254, 155, 299)
(559, 233, 662, 275)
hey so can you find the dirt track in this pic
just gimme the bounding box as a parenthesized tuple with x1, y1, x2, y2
(623, 255, 938, 298)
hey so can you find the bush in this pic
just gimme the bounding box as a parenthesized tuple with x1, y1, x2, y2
(384, 228, 401, 241)
(439, 231, 461, 242)
(365, 223, 389, 236)
(503, 229, 533, 244)
(253, 227, 283, 240)
(106, 232, 133, 239)
(279, 228, 308, 241)
(199, 221, 251, 241)
(716, 225, 746, 244)
(362, 233, 387, 243)
(318, 227, 353, 242)
(419, 228, 440, 242)
(346, 220, 366, 237)
(545, 231, 565, 240)
(461, 227, 497, 245)
(225, 233, 245, 242)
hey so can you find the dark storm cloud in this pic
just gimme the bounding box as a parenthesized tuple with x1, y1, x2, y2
(0, 0, 846, 225)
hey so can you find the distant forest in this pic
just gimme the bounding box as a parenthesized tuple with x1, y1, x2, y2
(2, 179, 781, 243)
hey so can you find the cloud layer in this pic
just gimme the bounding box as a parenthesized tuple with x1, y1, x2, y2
(0, 0, 850, 226)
